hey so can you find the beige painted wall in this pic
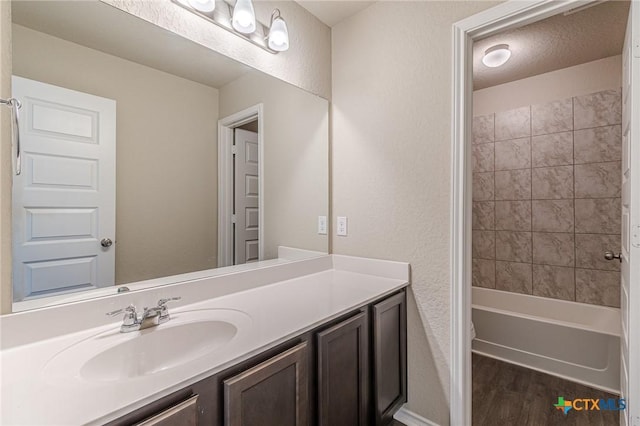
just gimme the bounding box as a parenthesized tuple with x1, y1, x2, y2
(474, 55, 622, 114)
(331, 1, 499, 424)
(102, 0, 332, 100)
(219, 72, 329, 258)
(0, 1, 12, 314)
(12, 24, 219, 285)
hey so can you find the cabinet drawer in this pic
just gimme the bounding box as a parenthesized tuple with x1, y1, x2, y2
(135, 394, 198, 426)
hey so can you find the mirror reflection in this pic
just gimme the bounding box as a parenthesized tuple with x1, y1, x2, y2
(10, 1, 328, 311)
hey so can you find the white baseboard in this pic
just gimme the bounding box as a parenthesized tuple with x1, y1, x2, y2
(393, 405, 440, 426)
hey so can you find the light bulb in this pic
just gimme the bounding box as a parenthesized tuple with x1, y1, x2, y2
(188, 0, 215, 12)
(232, 0, 256, 34)
(482, 44, 511, 68)
(268, 13, 289, 52)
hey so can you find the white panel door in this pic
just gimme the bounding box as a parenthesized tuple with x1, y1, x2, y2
(621, 4, 640, 426)
(12, 76, 116, 301)
(234, 129, 259, 264)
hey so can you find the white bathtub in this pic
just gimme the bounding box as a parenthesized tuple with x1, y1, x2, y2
(472, 287, 621, 393)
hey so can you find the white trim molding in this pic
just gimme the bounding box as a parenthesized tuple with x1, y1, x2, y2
(394, 405, 440, 426)
(217, 104, 265, 268)
(450, 1, 600, 425)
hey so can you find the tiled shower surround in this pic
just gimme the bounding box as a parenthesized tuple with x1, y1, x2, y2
(472, 89, 622, 308)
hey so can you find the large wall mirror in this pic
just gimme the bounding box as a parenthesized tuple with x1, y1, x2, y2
(9, 1, 329, 312)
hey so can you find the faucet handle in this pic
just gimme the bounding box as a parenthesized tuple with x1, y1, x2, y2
(158, 297, 181, 307)
(106, 304, 135, 316)
(157, 297, 181, 323)
(106, 304, 138, 326)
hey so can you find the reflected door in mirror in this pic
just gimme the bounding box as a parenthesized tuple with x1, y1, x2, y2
(234, 128, 259, 264)
(11, 76, 116, 301)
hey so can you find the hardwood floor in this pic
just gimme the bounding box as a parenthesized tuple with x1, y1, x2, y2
(472, 354, 621, 426)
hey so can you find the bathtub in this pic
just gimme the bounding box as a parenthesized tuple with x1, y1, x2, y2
(472, 287, 621, 393)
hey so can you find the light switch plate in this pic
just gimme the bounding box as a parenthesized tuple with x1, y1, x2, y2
(337, 216, 348, 236)
(318, 216, 327, 235)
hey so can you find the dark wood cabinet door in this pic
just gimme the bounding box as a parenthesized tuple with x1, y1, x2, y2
(223, 341, 309, 426)
(317, 310, 369, 426)
(135, 394, 198, 426)
(372, 291, 407, 425)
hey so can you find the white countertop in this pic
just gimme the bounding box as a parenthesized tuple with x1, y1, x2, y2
(0, 255, 409, 425)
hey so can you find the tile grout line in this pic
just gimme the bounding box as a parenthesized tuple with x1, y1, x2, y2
(573, 96, 577, 303)
(529, 105, 534, 295)
(474, 254, 620, 274)
(486, 160, 620, 173)
(483, 197, 620, 202)
(496, 121, 619, 140)
(493, 112, 497, 289)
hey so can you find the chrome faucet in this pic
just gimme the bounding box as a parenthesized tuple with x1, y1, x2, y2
(139, 306, 163, 329)
(106, 297, 181, 333)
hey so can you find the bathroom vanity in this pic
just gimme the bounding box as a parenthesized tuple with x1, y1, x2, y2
(0, 254, 409, 425)
(109, 290, 406, 426)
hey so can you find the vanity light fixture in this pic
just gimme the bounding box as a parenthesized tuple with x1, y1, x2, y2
(267, 9, 289, 52)
(232, 0, 256, 34)
(482, 44, 511, 68)
(171, 0, 289, 54)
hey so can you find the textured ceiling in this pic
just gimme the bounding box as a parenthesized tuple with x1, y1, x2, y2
(295, 1, 375, 27)
(473, 1, 630, 90)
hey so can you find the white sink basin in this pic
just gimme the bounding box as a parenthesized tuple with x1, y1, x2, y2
(44, 309, 251, 383)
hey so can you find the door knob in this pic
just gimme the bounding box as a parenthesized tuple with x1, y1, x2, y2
(101, 238, 113, 248)
(604, 251, 622, 262)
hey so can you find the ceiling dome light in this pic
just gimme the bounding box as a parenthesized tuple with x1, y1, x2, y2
(232, 0, 256, 34)
(187, 0, 215, 13)
(482, 44, 511, 68)
(268, 9, 289, 52)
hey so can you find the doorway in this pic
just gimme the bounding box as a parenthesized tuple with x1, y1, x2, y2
(218, 104, 264, 267)
(451, 2, 639, 425)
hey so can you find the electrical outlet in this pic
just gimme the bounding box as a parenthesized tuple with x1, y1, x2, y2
(318, 216, 327, 235)
(337, 216, 348, 236)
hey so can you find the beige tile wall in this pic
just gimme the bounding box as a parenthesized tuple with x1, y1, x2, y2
(472, 89, 622, 307)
